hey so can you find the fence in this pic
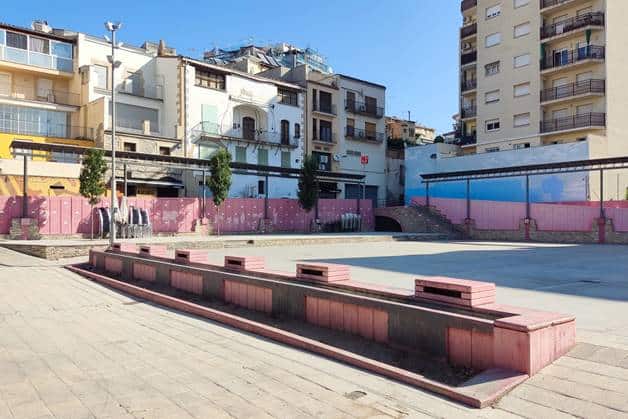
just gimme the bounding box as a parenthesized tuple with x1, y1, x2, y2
(0, 196, 374, 236)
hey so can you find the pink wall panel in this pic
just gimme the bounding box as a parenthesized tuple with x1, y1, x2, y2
(473, 200, 526, 230)
(430, 197, 467, 225)
(531, 203, 599, 232)
(606, 208, 628, 232)
(224, 280, 272, 313)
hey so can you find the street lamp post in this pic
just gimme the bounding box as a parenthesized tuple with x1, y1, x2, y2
(105, 21, 122, 246)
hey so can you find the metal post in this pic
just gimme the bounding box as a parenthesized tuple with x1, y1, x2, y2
(599, 169, 604, 219)
(525, 175, 530, 220)
(466, 178, 471, 220)
(425, 181, 430, 208)
(201, 169, 206, 218)
(357, 182, 361, 215)
(264, 172, 269, 220)
(123, 163, 128, 197)
(22, 155, 28, 217)
(108, 25, 118, 246)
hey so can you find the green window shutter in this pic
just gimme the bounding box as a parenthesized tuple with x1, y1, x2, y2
(201, 104, 219, 133)
(257, 149, 268, 166)
(281, 151, 291, 168)
(235, 146, 246, 163)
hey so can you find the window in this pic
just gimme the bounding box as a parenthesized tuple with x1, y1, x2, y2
(312, 152, 331, 171)
(123, 142, 136, 152)
(486, 4, 501, 19)
(365, 122, 377, 140)
(485, 90, 500, 103)
(0, 104, 69, 138)
(514, 22, 531, 38)
(258, 180, 265, 195)
(577, 104, 593, 115)
(320, 120, 332, 142)
(485, 119, 500, 132)
(514, 0, 529, 8)
(319, 91, 333, 113)
(280, 120, 290, 145)
(29, 37, 49, 54)
(0, 73, 10, 96)
(514, 82, 530, 97)
(485, 61, 500, 76)
(312, 118, 317, 140)
(93, 65, 108, 89)
(159, 146, 170, 156)
(235, 146, 246, 163)
(281, 151, 291, 168)
(195, 69, 225, 90)
(0, 30, 5, 45)
(278, 88, 298, 106)
(485, 147, 500, 153)
(112, 103, 159, 132)
(294, 123, 300, 139)
(514, 53, 531, 68)
(257, 148, 268, 166)
(514, 113, 530, 127)
(6, 32, 27, 49)
(485, 33, 501, 47)
(51, 41, 72, 59)
(513, 143, 531, 149)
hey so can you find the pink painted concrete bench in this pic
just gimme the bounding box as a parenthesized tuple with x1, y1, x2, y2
(174, 249, 209, 265)
(224, 255, 265, 272)
(296, 263, 350, 283)
(139, 245, 168, 259)
(111, 243, 138, 254)
(415, 276, 496, 307)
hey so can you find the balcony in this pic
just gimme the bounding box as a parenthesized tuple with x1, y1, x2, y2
(313, 132, 337, 144)
(0, 116, 94, 140)
(345, 100, 384, 119)
(541, 0, 591, 12)
(345, 126, 385, 143)
(118, 84, 163, 101)
(541, 79, 605, 103)
(0, 29, 74, 74)
(454, 134, 477, 146)
(461, 50, 477, 66)
(461, 79, 477, 92)
(460, 23, 477, 39)
(0, 84, 79, 107)
(461, 106, 476, 119)
(541, 12, 604, 40)
(191, 121, 299, 148)
(312, 102, 337, 116)
(541, 45, 605, 71)
(461, 0, 477, 12)
(540, 112, 606, 133)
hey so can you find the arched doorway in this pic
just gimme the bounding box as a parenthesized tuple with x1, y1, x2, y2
(242, 116, 256, 141)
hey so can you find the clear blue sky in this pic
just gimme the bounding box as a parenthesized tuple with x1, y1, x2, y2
(5, 0, 460, 133)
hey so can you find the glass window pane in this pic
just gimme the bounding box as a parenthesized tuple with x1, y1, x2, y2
(257, 148, 268, 166)
(0, 30, 5, 45)
(30, 37, 49, 53)
(6, 32, 27, 49)
(51, 41, 73, 58)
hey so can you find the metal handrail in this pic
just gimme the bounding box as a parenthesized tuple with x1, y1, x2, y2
(541, 45, 605, 70)
(541, 12, 604, 39)
(540, 112, 606, 133)
(0, 84, 80, 106)
(0, 116, 94, 139)
(345, 126, 385, 143)
(460, 23, 477, 38)
(344, 100, 384, 118)
(540, 79, 605, 102)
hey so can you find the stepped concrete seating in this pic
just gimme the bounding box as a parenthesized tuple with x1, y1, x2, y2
(224, 255, 265, 272)
(139, 245, 168, 258)
(415, 277, 496, 307)
(175, 249, 209, 265)
(296, 263, 350, 283)
(111, 243, 138, 254)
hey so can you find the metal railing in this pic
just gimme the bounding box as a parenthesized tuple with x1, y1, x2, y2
(461, 106, 477, 119)
(0, 84, 80, 107)
(540, 112, 606, 133)
(461, 50, 477, 65)
(191, 122, 298, 147)
(313, 132, 337, 144)
(0, 117, 94, 139)
(461, 79, 477, 92)
(453, 134, 477, 146)
(541, 45, 605, 70)
(345, 126, 385, 143)
(312, 102, 337, 115)
(118, 84, 164, 100)
(541, 12, 604, 39)
(461, 23, 477, 38)
(0, 46, 73, 73)
(541, 79, 605, 102)
(461, 0, 477, 12)
(541, 0, 578, 10)
(344, 100, 384, 119)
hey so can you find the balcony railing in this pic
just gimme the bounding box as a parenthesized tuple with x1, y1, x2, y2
(191, 121, 298, 147)
(461, 0, 477, 12)
(461, 23, 477, 38)
(541, 45, 605, 70)
(0, 84, 80, 107)
(313, 132, 337, 144)
(345, 126, 385, 143)
(0, 116, 94, 140)
(541, 0, 579, 10)
(541, 79, 605, 102)
(453, 134, 477, 146)
(461, 50, 477, 66)
(540, 112, 606, 133)
(461, 106, 476, 119)
(0, 45, 73, 73)
(312, 102, 337, 115)
(541, 12, 604, 39)
(345, 100, 384, 118)
(461, 79, 477, 92)
(118, 84, 164, 100)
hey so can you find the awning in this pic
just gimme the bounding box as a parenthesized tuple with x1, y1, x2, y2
(117, 178, 185, 188)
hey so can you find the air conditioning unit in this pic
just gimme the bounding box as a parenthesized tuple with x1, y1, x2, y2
(463, 16, 472, 25)
(462, 42, 473, 51)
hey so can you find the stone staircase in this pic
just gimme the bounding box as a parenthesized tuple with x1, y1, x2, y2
(374, 204, 466, 239)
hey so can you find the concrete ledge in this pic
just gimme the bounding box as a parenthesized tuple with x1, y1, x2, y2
(296, 263, 351, 283)
(174, 249, 209, 265)
(65, 264, 528, 408)
(224, 255, 265, 272)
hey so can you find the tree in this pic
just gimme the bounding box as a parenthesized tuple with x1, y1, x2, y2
(297, 155, 319, 212)
(207, 148, 232, 234)
(79, 149, 107, 239)
(433, 135, 445, 143)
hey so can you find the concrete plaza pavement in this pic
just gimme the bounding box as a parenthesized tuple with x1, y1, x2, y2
(0, 241, 627, 418)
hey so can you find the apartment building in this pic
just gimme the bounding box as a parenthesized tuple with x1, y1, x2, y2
(458, 0, 628, 159)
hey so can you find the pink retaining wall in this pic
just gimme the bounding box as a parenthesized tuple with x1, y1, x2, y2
(0, 196, 374, 236)
(411, 196, 628, 232)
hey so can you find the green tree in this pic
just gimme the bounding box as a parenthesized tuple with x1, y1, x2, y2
(297, 155, 319, 212)
(207, 148, 232, 234)
(433, 135, 445, 143)
(79, 149, 107, 239)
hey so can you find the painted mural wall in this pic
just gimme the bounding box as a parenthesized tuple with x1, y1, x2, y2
(405, 142, 592, 203)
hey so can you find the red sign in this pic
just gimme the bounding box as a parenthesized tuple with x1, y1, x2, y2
(360, 155, 369, 165)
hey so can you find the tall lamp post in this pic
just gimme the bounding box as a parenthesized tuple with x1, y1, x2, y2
(105, 21, 122, 246)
